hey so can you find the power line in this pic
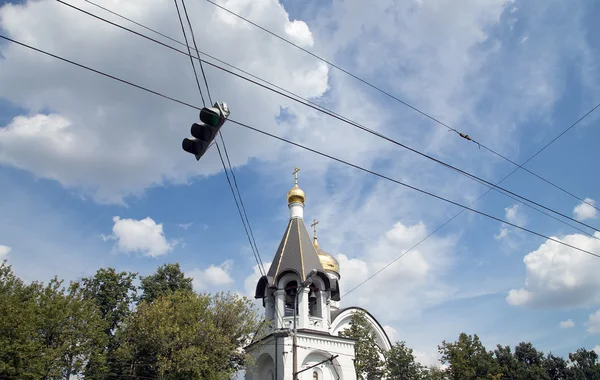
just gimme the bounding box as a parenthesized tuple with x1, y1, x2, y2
(172, 0, 205, 106)
(226, 118, 600, 259)
(171, 0, 266, 279)
(2, 34, 597, 259)
(203, 0, 600, 214)
(178, 0, 266, 273)
(52, 1, 600, 237)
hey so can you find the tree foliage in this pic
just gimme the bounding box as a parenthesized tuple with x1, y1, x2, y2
(118, 290, 259, 380)
(139, 262, 193, 303)
(339, 310, 385, 379)
(80, 267, 138, 378)
(4, 259, 600, 380)
(386, 341, 425, 380)
(439, 333, 499, 380)
(0, 261, 105, 379)
(0, 261, 258, 380)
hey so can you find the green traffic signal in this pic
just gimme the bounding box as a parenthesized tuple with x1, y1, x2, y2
(199, 107, 221, 127)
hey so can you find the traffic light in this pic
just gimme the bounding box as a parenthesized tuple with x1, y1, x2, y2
(182, 102, 230, 161)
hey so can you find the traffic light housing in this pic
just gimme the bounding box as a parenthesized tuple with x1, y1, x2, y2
(182, 102, 230, 161)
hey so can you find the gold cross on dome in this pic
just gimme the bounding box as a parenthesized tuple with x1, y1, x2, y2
(293, 167, 300, 185)
(311, 219, 319, 237)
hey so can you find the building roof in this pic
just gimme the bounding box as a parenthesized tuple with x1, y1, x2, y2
(267, 217, 324, 280)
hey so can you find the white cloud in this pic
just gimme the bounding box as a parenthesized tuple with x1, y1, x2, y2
(188, 260, 234, 291)
(559, 319, 575, 328)
(331, 220, 456, 321)
(573, 198, 598, 221)
(594, 345, 600, 354)
(383, 325, 398, 343)
(0, 245, 11, 258)
(495, 204, 526, 241)
(505, 204, 525, 226)
(507, 232, 600, 308)
(107, 216, 175, 257)
(495, 227, 509, 240)
(0, 0, 330, 204)
(177, 222, 193, 230)
(587, 309, 600, 334)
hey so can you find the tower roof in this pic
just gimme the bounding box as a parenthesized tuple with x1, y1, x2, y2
(267, 217, 324, 280)
(312, 219, 340, 276)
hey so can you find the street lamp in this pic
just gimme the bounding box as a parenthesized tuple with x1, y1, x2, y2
(293, 269, 317, 380)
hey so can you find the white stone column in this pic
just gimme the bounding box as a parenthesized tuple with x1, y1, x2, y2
(316, 291, 327, 329)
(297, 287, 310, 329)
(265, 295, 275, 323)
(274, 290, 286, 329)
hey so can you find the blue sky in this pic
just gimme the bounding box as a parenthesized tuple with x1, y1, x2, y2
(1, 0, 600, 365)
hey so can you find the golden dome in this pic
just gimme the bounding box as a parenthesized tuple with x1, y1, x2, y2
(287, 167, 305, 204)
(314, 237, 340, 275)
(287, 184, 306, 204)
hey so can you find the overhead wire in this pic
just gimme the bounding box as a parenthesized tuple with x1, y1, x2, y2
(1, 32, 598, 269)
(172, 0, 266, 280)
(202, 0, 600, 214)
(53, 0, 600, 237)
(179, 0, 265, 272)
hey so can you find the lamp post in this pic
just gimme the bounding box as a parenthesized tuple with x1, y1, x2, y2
(293, 269, 317, 380)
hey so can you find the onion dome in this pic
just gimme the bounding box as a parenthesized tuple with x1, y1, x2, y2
(287, 167, 305, 204)
(311, 219, 340, 276)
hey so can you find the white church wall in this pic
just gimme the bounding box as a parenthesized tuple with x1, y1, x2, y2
(330, 308, 392, 351)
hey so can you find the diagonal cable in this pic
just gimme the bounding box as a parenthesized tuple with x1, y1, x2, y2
(202, 0, 600, 213)
(2, 34, 598, 266)
(178, 0, 265, 272)
(53, 0, 600, 236)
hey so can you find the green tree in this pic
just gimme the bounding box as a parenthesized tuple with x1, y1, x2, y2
(567, 348, 600, 380)
(385, 341, 425, 380)
(422, 366, 448, 380)
(513, 342, 549, 380)
(32, 278, 106, 379)
(439, 333, 499, 380)
(81, 268, 137, 378)
(0, 261, 40, 379)
(118, 290, 259, 379)
(0, 262, 106, 379)
(494, 345, 521, 379)
(543, 353, 568, 380)
(339, 310, 385, 379)
(139, 263, 193, 303)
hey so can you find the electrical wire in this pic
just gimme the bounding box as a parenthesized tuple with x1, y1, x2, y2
(52, 0, 600, 237)
(202, 0, 600, 214)
(179, 0, 266, 273)
(1, 34, 597, 266)
(172, 0, 205, 107)
(171, 0, 267, 282)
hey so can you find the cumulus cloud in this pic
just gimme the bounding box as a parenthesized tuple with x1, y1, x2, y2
(177, 222, 193, 230)
(505, 204, 526, 226)
(0, 0, 330, 204)
(495, 204, 525, 240)
(587, 309, 600, 334)
(332, 220, 456, 320)
(188, 260, 234, 291)
(594, 345, 600, 354)
(559, 319, 575, 328)
(106, 216, 175, 257)
(507, 232, 600, 308)
(0, 245, 11, 258)
(573, 198, 598, 221)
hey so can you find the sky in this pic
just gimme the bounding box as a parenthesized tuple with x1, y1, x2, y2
(1, 0, 600, 366)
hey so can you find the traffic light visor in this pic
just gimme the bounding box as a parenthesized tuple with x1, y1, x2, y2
(199, 107, 222, 126)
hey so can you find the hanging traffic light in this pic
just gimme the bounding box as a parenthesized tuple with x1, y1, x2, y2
(182, 102, 230, 161)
